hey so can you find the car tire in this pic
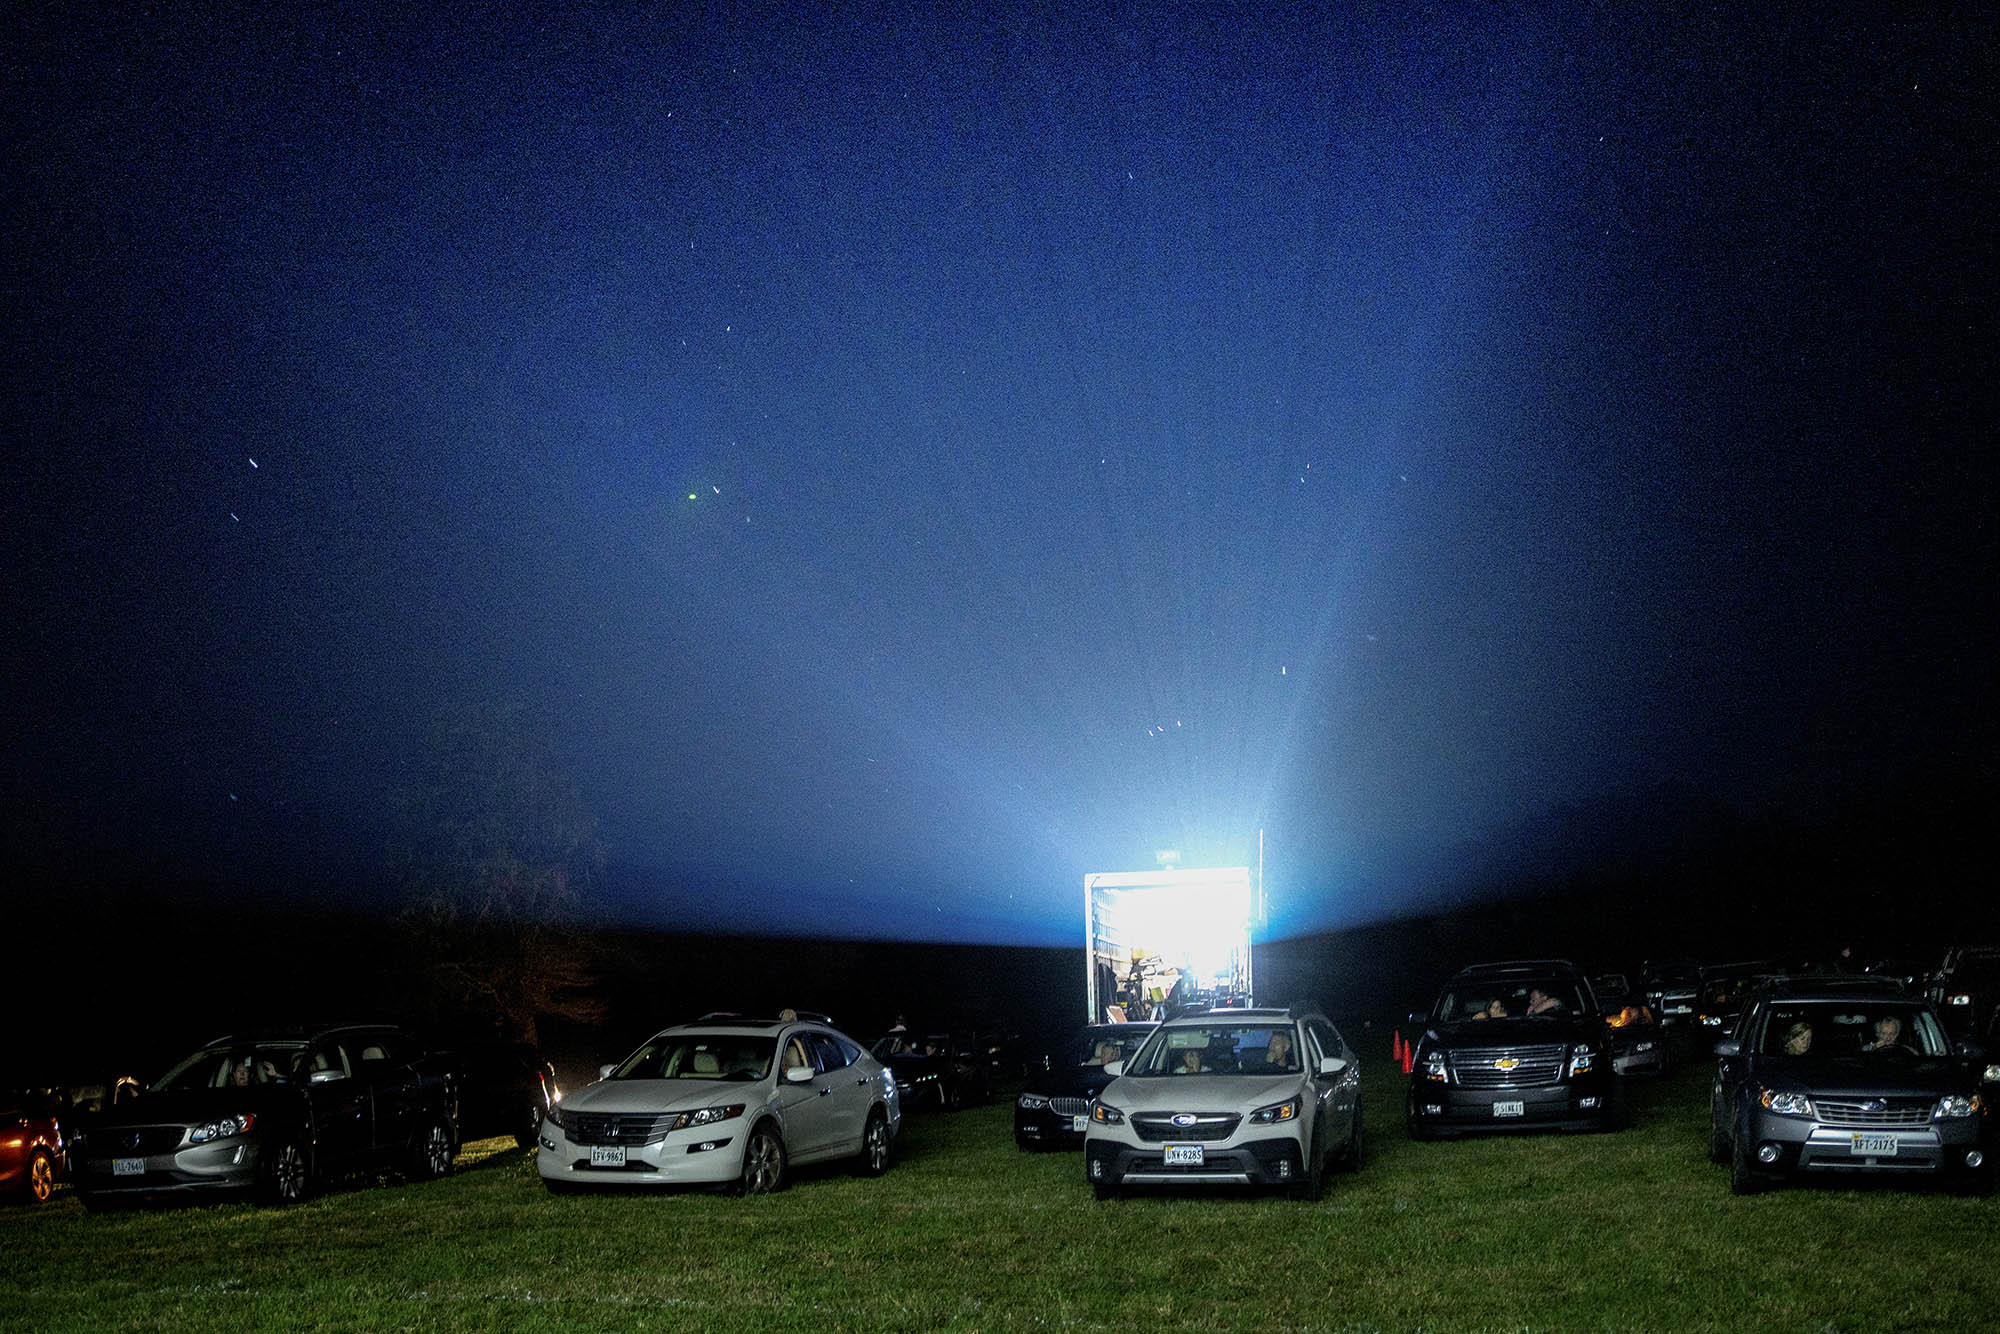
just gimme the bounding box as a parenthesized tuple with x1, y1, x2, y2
(1707, 1089, 1730, 1166)
(734, 1123, 786, 1195)
(407, 1117, 455, 1182)
(1335, 1106, 1364, 1174)
(260, 1138, 312, 1205)
(514, 1102, 543, 1150)
(1728, 1122, 1769, 1196)
(855, 1108, 893, 1177)
(23, 1148, 56, 1203)
(1289, 1135, 1325, 1202)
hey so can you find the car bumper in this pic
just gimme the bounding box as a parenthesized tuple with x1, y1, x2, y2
(1409, 1080, 1618, 1133)
(1014, 1102, 1094, 1148)
(535, 1129, 746, 1187)
(72, 1139, 263, 1197)
(1612, 1043, 1664, 1076)
(1742, 1114, 1987, 1179)
(1085, 1134, 1306, 1190)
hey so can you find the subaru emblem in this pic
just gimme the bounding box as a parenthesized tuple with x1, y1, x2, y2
(1170, 1113, 1198, 1127)
(1862, 1099, 1886, 1113)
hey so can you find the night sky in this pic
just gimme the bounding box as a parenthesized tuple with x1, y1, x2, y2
(7, 7, 1991, 948)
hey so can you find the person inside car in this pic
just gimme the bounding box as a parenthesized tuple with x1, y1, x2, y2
(1471, 997, 1510, 1020)
(1089, 1040, 1120, 1065)
(1525, 988, 1565, 1016)
(1263, 1030, 1297, 1071)
(1173, 1048, 1206, 1075)
(1780, 1021, 1813, 1056)
(1863, 1016, 1909, 1052)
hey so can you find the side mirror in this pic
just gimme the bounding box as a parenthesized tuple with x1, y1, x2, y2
(598, 1064, 616, 1080)
(1103, 1060, 1124, 1077)
(784, 1065, 815, 1083)
(1406, 1012, 1428, 1025)
(1319, 1056, 1349, 1077)
(1713, 1039, 1741, 1058)
(1954, 1039, 1985, 1063)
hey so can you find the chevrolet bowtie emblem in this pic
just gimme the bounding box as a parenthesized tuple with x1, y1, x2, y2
(1494, 1057, 1521, 1071)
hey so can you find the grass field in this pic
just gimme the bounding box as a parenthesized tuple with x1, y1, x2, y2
(4, 1057, 1994, 1332)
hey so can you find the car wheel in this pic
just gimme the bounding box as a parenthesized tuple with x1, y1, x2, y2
(1707, 1088, 1730, 1165)
(407, 1117, 455, 1181)
(1290, 1129, 1326, 1201)
(734, 1123, 786, 1195)
(1728, 1122, 1769, 1196)
(855, 1108, 893, 1177)
(514, 1102, 543, 1150)
(260, 1138, 312, 1205)
(26, 1148, 56, 1203)
(1335, 1107, 1364, 1174)
(944, 1081, 963, 1111)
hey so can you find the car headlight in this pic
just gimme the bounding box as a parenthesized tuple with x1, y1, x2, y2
(1984, 1063, 2000, 1085)
(543, 1105, 565, 1130)
(1090, 1101, 1125, 1125)
(1249, 1096, 1300, 1125)
(1016, 1093, 1050, 1110)
(1934, 1094, 1983, 1120)
(188, 1113, 257, 1144)
(1568, 1045, 1596, 1076)
(670, 1104, 745, 1131)
(1420, 1051, 1448, 1083)
(1759, 1088, 1816, 1118)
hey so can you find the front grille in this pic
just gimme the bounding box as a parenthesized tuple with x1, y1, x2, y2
(1451, 1044, 1567, 1089)
(563, 1112, 677, 1146)
(1131, 1112, 1240, 1142)
(1049, 1097, 1091, 1118)
(1815, 1098, 1934, 1128)
(93, 1126, 188, 1156)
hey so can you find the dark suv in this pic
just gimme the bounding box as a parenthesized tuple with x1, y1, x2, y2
(1709, 984, 1990, 1195)
(68, 1024, 460, 1208)
(1406, 960, 1622, 1137)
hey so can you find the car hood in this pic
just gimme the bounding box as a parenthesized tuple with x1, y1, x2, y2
(1021, 1065, 1120, 1100)
(80, 1086, 296, 1130)
(1758, 1056, 1977, 1098)
(563, 1079, 765, 1114)
(1100, 1072, 1304, 1113)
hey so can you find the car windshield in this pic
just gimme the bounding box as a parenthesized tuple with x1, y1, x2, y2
(1437, 979, 1589, 1021)
(1126, 1024, 1299, 1076)
(1073, 1027, 1151, 1067)
(1758, 1004, 1947, 1057)
(611, 1035, 774, 1081)
(153, 1042, 306, 1092)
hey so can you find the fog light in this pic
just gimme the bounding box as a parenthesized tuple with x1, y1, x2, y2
(1967, 1148, 1985, 1170)
(1276, 1160, 1291, 1179)
(1579, 1096, 1599, 1110)
(1089, 1159, 1104, 1179)
(540, 1135, 557, 1151)
(1422, 1104, 1443, 1115)
(1757, 1143, 1781, 1165)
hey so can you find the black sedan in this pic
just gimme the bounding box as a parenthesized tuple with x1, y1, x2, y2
(68, 1025, 459, 1208)
(1013, 1022, 1156, 1150)
(1710, 987, 1991, 1195)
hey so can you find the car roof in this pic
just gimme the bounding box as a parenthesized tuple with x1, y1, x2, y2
(1757, 986, 1935, 1007)
(1453, 959, 1584, 979)
(658, 1017, 835, 1037)
(1159, 1006, 1313, 1026)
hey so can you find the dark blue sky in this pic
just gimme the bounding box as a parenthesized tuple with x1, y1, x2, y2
(7, 6, 1991, 945)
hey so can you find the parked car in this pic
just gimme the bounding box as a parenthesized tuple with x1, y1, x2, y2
(1693, 960, 1778, 1034)
(1014, 1021, 1156, 1150)
(870, 1029, 991, 1111)
(2, 1092, 65, 1204)
(1083, 1004, 1361, 1201)
(1927, 946, 2000, 1040)
(537, 1013, 899, 1195)
(1709, 984, 1991, 1195)
(453, 1043, 560, 1149)
(1595, 976, 1666, 1076)
(1639, 958, 1701, 1027)
(67, 1025, 460, 1208)
(1406, 960, 1623, 1137)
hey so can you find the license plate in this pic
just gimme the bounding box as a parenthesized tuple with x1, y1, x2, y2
(1493, 1101, 1525, 1117)
(113, 1158, 145, 1176)
(589, 1145, 627, 1167)
(1163, 1144, 1204, 1167)
(1070, 1115, 1088, 1133)
(1851, 1133, 1898, 1156)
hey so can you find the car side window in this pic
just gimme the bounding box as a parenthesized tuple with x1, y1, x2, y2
(1304, 1019, 1340, 1069)
(808, 1033, 852, 1073)
(306, 1042, 352, 1081)
(356, 1035, 401, 1066)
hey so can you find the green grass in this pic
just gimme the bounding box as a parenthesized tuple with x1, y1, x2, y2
(4, 1063, 1994, 1332)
